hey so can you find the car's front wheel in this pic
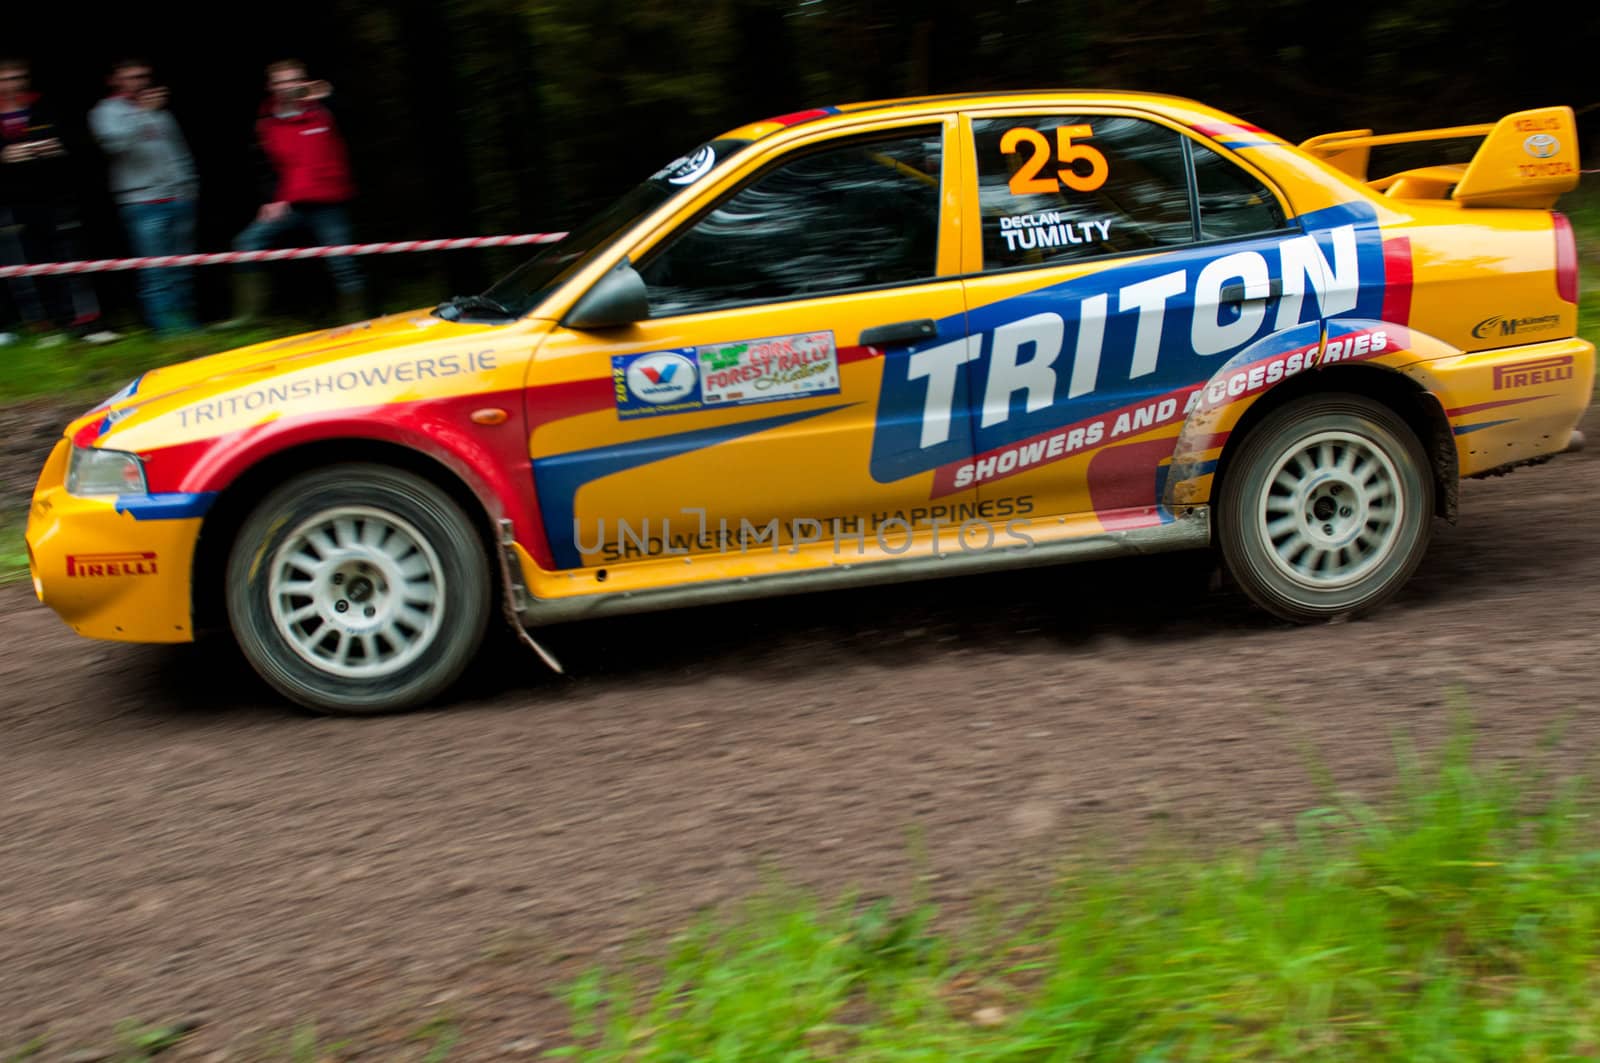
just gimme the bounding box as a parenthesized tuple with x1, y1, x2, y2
(225, 464, 491, 714)
(1217, 393, 1434, 622)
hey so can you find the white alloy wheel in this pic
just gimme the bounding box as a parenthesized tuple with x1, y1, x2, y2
(268, 506, 447, 679)
(1256, 430, 1404, 592)
(1218, 394, 1433, 622)
(227, 464, 490, 714)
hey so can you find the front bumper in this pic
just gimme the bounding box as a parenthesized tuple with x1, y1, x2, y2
(26, 440, 200, 643)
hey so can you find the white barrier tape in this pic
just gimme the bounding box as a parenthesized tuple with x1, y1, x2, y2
(0, 232, 569, 278)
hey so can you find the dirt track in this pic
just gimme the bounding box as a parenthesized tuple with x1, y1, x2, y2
(4, 407, 1600, 1059)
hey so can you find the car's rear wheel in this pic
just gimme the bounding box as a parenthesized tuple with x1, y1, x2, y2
(225, 464, 490, 714)
(1218, 393, 1433, 622)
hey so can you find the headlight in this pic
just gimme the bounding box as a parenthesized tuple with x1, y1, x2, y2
(66, 446, 148, 497)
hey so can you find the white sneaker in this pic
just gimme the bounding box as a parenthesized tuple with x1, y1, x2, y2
(81, 329, 123, 345)
(34, 333, 66, 349)
(0, 331, 18, 347)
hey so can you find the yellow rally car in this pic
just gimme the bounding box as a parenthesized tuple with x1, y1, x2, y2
(25, 91, 1591, 713)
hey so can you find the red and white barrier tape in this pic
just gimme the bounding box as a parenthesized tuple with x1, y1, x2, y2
(0, 232, 569, 279)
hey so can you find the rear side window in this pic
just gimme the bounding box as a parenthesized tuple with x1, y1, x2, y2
(640, 127, 943, 317)
(1192, 143, 1287, 239)
(972, 115, 1192, 270)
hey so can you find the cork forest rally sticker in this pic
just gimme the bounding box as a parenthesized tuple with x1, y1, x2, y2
(698, 331, 841, 407)
(612, 332, 841, 419)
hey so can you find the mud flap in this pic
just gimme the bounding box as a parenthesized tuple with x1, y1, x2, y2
(496, 519, 565, 675)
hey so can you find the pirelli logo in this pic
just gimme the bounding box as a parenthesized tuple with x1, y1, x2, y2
(66, 552, 159, 578)
(1493, 355, 1574, 391)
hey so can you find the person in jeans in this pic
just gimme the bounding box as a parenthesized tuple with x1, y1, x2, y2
(222, 58, 365, 327)
(89, 58, 200, 336)
(1, 57, 121, 347)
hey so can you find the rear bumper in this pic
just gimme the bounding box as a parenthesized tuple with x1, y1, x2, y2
(1401, 336, 1595, 478)
(25, 439, 200, 643)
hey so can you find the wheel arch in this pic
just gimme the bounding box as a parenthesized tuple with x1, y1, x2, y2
(190, 438, 508, 634)
(1208, 364, 1458, 527)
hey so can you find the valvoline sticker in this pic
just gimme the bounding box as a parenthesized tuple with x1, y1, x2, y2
(611, 348, 702, 419)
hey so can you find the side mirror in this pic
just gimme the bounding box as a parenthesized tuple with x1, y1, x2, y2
(565, 258, 650, 329)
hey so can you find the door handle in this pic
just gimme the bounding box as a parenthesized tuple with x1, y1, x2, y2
(860, 318, 939, 347)
(1219, 279, 1283, 304)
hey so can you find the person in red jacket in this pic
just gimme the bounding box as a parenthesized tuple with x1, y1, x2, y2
(221, 58, 365, 327)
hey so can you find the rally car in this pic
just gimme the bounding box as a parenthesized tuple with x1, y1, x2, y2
(26, 91, 1591, 713)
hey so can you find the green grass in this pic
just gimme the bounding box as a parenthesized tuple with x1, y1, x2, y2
(0, 322, 306, 404)
(6, 719, 1600, 1059)
(111, 1020, 197, 1060)
(551, 721, 1600, 1061)
(1562, 178, 1600, 247)
(0, 318, 324, 584)
(1568, 180, 1600, 355)
(0, 522, 26, 585)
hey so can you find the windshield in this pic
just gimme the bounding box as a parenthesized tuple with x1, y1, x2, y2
(479, 137, 752, 318)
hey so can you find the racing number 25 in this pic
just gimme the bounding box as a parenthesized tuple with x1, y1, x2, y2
(1001, 125, 1108, 195)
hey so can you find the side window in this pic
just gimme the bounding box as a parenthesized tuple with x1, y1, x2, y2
(1191, 144, 1288, 239)
(640, 127, 943, 317)
(973, 115, 1191, 271)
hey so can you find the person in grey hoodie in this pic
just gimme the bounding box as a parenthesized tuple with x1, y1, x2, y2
(89, 58, 199, 335)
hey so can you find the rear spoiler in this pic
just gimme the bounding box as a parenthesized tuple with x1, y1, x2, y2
(1300, 105, 1579, 208)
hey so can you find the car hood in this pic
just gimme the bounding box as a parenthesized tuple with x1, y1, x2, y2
(67, 309, 513, 449)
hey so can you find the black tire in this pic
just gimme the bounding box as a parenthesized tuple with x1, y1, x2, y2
(225, 464, 491, 714)
(1217, 393, 1433, 623)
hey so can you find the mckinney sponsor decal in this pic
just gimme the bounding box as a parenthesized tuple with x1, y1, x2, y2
(1493, 354, 1574, 390)
(1471, 314, 1562, 341)
(66, 551, 158, 577)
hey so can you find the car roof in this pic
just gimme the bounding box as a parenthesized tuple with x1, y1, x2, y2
(716, 89, 1275, 144)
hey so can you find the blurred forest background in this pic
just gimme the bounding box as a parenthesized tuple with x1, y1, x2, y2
(11, 0, 1600, 321)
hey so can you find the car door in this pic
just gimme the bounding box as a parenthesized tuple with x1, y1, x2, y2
(953, 108, 1343, 528)
(527, 117, 978, 572)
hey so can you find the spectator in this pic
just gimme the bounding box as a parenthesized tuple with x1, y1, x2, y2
(89, 57, 201, 336)
(221, 58, 365, 327)
(0, 57, 120, 347)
